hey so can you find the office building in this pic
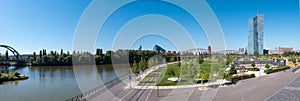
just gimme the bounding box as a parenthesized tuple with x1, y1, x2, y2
(278, 47, 293, 55)
(247, 14, 264, 55)
(153, 45, 166, 54)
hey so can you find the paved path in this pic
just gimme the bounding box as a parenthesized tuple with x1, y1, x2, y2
(213, 68, 298, 101)
(266, 70, 300, 101)
(88, 62, 175, 101)
(89, 66, 300, 101)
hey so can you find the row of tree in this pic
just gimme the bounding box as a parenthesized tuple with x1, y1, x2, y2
(27, 49, 181, 66)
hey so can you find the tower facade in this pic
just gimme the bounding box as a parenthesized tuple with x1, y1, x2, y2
(208, 46, 211, 55)
(247, 14, 264, 55)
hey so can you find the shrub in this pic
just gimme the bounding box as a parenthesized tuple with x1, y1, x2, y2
(226, 74, 255, 82)
(264, 66, 290, 74)
(228, 67, 237, 75)
(177, 62, 181, 67)
(246, 68, 260, 71)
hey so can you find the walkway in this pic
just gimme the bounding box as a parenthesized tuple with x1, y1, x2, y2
(213, 68, 298, 101)
(87, 65, 300, 101)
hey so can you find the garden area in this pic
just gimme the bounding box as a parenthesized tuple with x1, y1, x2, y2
(151, 56, 231, 86)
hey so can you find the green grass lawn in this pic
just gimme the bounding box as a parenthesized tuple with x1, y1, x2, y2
(139, 56, 231, 86)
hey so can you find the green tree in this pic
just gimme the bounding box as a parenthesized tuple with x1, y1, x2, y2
(5, 50, 8, 60)
(95, 55, 103, 65)
(165, 65, 181, 77)
(60, 49, 64, 55)
(228, 67, 237, 75)
(251, 61, 256, 68)
(177, 62, 181, 67)
(104, 50, 112, 64)
(197, 55, 204, 64)
(265, 63, 270, 68)
(198, 70, 208, 80)
(28, 57, 35, 64)
(139, 59, 148, 72)
(33, 52, 36, 61)
(131, 61, 139, 75)
(39, 50, 42, 58)
(42, 55, 49, 65)
(254, 51, 259, 56)
(148, 58, 155, 67)
(166, 66, 176, 76)
(96, 48, 103, 56)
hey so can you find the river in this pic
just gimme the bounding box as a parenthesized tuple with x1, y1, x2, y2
(0, 65, 130, 101)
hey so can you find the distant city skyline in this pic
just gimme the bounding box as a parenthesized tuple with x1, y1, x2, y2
(0, 0, 300, 54)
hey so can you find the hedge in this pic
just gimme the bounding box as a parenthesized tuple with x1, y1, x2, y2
(246, 68, 260, 71)
(237, 68, 260, 71)
(264, 66, 290, 74)
(226, 74, 255, 82)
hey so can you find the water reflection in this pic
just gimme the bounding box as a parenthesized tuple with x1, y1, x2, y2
(0, 64, 129, 101)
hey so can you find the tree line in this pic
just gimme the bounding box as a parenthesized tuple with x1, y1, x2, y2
(27, 49, 181, 66)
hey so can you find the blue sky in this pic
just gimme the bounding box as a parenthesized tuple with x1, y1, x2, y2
(0, 0, 300, 54)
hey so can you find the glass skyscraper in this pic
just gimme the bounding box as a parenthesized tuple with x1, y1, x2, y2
(247, 14, 264, 55)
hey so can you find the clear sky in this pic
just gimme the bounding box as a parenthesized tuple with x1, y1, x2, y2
(0, 0, 300, 54)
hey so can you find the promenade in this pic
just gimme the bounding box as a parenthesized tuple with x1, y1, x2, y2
(87, 65, 300, 101)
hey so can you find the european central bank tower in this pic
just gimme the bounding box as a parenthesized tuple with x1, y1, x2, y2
(247, 14, 264, 55)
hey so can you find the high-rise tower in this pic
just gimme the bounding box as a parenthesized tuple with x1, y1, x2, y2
(247, 14, 264, 55)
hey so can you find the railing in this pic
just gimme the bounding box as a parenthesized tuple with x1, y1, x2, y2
(65, 73, 131, 101)
(66, 62, 176, 101)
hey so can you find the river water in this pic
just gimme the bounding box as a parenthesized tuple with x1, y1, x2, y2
(0, 65, 130, 101)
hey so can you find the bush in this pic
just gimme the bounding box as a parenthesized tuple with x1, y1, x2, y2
(165, 64, 181, 77)
(177, 62, 181, 67)
(228, 67, 237, 75)
(226, 74, 255, 82)
(246, 68, 260, 71)
(264, 66, 290, 74)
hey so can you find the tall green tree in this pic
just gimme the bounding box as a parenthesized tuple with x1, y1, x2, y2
(33, 52, 36, 61)
(39, 50, 42, 58)
(254, 51, 259, 56)
(197, 55, 204, 64)
(228, 67, 237, 75)
(96, 48, 103, 56)
(5, 50, 8, 60)
(251, 61, 256, 68)
(60, 49, 64, 55)
(139, 59, 148, 72)
(131, 61, 139, 75)
(198, 70, 208, 80)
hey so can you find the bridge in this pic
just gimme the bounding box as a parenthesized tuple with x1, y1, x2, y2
(0, 45, 26, 66)
(182, 48, 208, 55)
